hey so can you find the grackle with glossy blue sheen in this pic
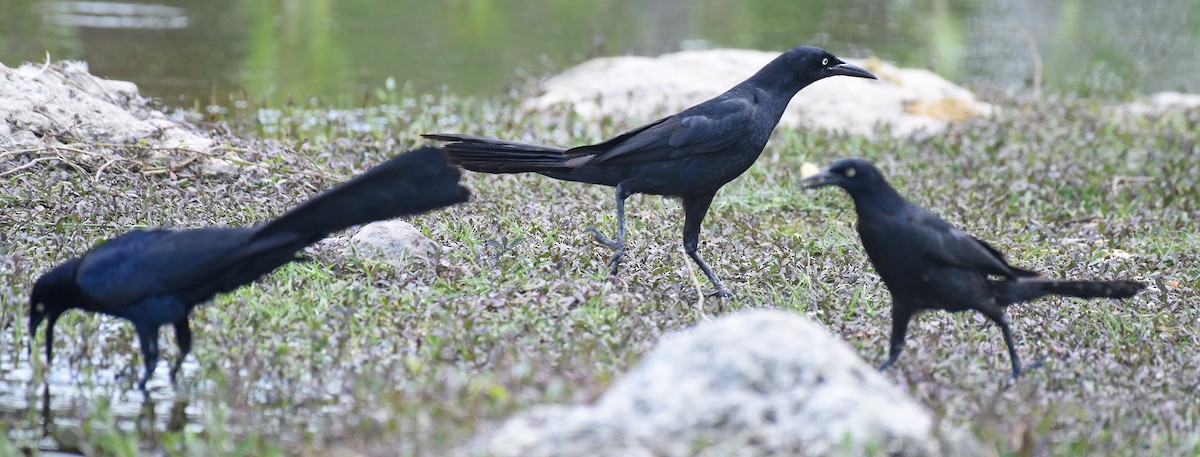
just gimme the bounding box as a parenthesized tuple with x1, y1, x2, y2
(425, 46, 876, 297)
(803, 158, 1144, 378)
(28, 147, 469, 390)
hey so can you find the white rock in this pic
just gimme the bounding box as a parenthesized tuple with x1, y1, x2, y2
(0, 59, 242, 175)
(348, 219, 440, 266)
(526, 49, 992, 137)
(1118, 91, 1200, 116)
(475, 310, 983, 457)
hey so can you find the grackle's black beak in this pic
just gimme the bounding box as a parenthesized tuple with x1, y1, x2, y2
(831, 61, 877, 80)
(28, 303, 59, 366)
(802, 170, 839, 189)
(28, 307, 42, 359)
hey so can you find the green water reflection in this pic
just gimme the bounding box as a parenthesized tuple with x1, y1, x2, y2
(1, 0, 1198, 105)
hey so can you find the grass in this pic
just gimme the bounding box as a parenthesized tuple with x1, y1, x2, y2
(0, 85, 1198, 456)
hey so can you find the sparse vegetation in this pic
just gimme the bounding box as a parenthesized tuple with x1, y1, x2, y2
(1, 86, 1197, 456)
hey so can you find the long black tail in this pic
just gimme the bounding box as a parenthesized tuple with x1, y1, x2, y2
(254, 146, 469, 244)
(994, 278, 1145, 306)
(423, 133, 574, 174)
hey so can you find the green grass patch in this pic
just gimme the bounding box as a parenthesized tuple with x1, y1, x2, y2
(1, 90, 1197, 455)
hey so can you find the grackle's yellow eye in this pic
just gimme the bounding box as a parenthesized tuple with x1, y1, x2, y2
(822, 57, 830, 66)
(845, 168, 856, 178)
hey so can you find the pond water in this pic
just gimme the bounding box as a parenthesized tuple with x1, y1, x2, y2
(1, 0, 1198, 106)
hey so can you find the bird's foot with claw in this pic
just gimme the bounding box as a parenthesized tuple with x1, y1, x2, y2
(1006, 357, 1048, 383)
(585, 227, 625, 275)
(609, 252, 625, 275)
(707, 288, 733, 299)
(585, 227, 621, 249)
(1012, 356, 1048, 381)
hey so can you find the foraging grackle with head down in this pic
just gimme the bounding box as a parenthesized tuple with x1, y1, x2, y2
(28, 147, 469, 389)
(803, 158, 1144, 378)
(425, 45, 877, 297)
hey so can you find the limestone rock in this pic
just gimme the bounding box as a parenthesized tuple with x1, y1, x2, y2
(0, 60, 242, 175)
(348, 219, 440, 266)
(1118, 91, 1200, 116)
(525, 49, 992, 137)
(475, 310, 984, 457)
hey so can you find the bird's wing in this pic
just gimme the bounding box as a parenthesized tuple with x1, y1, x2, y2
(564, 116, 671, 158)
(909, 209, 1023, 278)
(571, 98, 755, 165)
(74, 228, 266, 305)
(969, 237, 1040, 277)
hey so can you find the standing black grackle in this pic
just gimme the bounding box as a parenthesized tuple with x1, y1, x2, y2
(426, 45, 877, 297)
(804, 158, 1144, 378)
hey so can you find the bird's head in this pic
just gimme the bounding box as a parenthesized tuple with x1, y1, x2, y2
(783, 45, 878, 84)
(28, 259, 81, 363)
(801, 158, 889, 197)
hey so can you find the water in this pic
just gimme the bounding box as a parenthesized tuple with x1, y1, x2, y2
(1, 0, 1198, 106)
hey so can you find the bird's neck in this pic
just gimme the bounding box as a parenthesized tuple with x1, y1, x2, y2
(729, 81, 798, 127)
(37, 257, 96, 315)
(849, 184, 908, 219)
(743, 58, 813, 99)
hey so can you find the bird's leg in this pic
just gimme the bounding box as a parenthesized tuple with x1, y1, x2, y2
(43, 315, 58, 371)
(682, 192, 731, 298)
(171, 320, 192, 383)
(40, 383, 52, 437)
(878, 306, 913, 371)
(135, 325, 161, 391)
(977, 303, 1023, 379)
(685, 248, 729, 298)
(586, 184, 631, 275)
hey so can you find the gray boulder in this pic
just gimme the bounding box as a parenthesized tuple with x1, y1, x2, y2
(525, 49, 992, 137)
(475, 310, 983, 457)
(348, 219, 440, 266)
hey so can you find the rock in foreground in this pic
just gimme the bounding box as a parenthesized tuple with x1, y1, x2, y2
(475, 310, 983, 457)
(526, 49, 991, 137)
